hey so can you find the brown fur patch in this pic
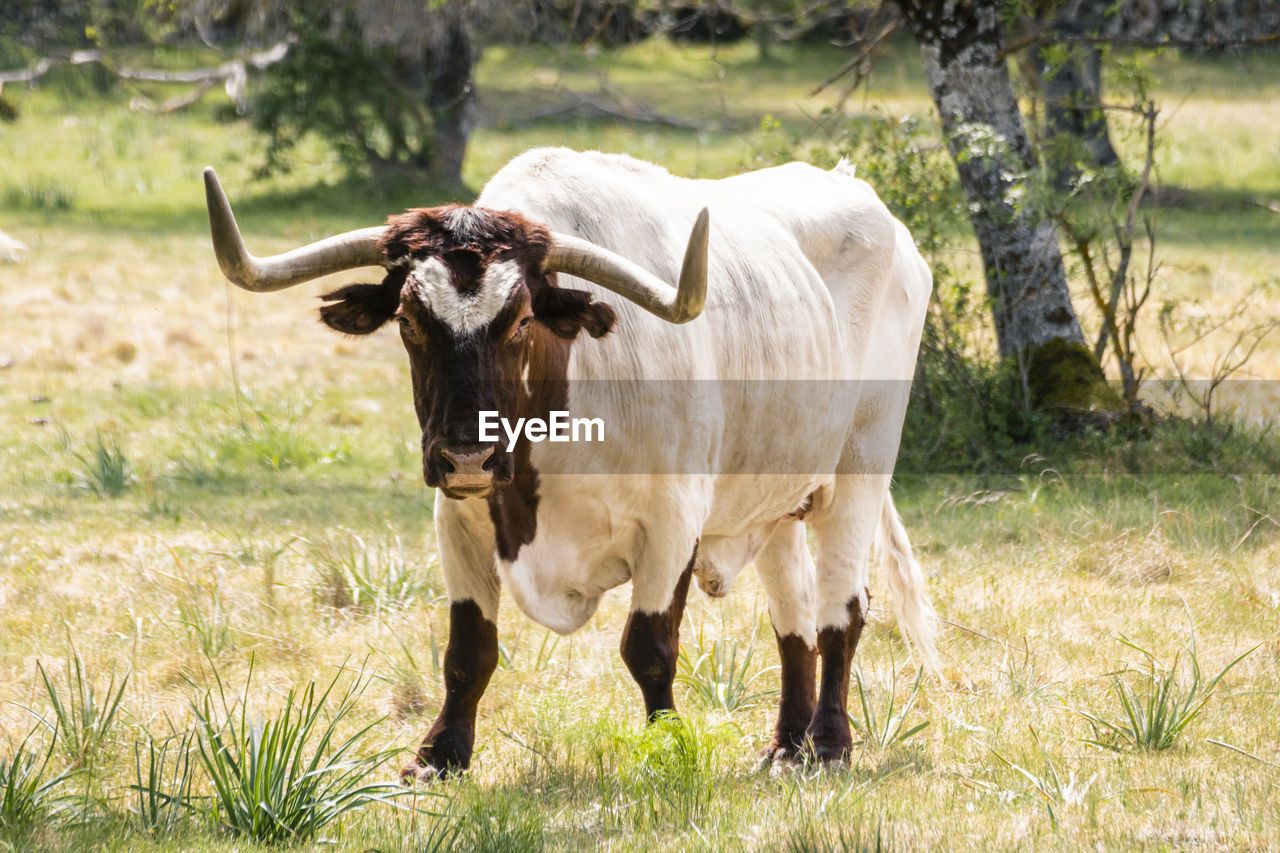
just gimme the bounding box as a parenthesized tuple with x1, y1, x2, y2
(619, 549, 696, 720)
(805, 593, 870, 762)
(402, 599, 499, 778)
(763, 632, 817, 760)
(381, 205, 553, 277)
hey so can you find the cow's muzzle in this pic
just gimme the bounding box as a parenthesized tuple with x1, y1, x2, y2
(425, 442, 509, 498)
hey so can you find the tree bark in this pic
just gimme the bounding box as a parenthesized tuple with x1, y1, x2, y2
(898, 0, 1086, 362)
(424, 0, 474, 187)
(1039, 43, 1119, 190)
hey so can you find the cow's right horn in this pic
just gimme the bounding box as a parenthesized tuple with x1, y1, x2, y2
(544, 207, 709, 324)
(204, 167, 387, 292)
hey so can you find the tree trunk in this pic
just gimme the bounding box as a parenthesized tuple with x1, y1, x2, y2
(424, 0, 473, 187)
(1040, 44, 1120, 190)
(356, 0, 474, 186)
(898, 0, 1115, 410)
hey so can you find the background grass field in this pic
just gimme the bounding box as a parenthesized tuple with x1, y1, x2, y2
(1, 37, 1278, 851)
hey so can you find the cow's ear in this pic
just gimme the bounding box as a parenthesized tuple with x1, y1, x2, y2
(319, 278, 400, 335)
(533, 285, 617, 340)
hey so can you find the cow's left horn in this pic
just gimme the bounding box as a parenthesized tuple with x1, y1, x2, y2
(544, 207, 709, 324)
(204, 167, 387, 292)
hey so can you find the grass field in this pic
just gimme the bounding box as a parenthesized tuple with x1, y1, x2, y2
(1, 37, 1278, 851)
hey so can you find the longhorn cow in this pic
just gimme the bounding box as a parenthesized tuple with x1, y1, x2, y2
(202, 147, 938, 776)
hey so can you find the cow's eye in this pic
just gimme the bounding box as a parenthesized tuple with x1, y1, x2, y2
(508, 315, 532, 343)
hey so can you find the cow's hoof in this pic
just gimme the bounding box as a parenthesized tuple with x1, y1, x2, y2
(401, 758, 453, 783)
(760, 733, 811, 772)
(802, 739, 852, 765)
(760, 748, 802, 775)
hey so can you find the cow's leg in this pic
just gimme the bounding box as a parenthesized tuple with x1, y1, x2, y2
(620, 544, 697, 720)
(754, 519, 817, 763)
(805, 474, 890, 762)
(402, 496, 501, 780)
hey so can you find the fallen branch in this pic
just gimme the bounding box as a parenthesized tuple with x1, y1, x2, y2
(0, 49, 103, 89)
(0, 42, 289, 111)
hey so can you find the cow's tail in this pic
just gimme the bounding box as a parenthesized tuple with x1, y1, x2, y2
(878, 494, 940, 673)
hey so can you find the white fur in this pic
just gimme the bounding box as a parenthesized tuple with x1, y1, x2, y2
(411, 258, 522, 337)
(435, 493, 501, 623)
(433, 148, 936, 666)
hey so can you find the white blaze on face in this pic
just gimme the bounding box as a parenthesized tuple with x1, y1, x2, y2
(410, 257, 523, 337)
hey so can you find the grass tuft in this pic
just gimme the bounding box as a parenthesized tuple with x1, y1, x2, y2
(676, 624, 776, 714)
(598, 714, 716, 830)
(988, 728, 1097, 830)
(312, 531, 429, 613)
(0, 723, 77, 834)
(73, 432, 132, 497)
(784, 815, 896, 853)
(185, 659, 417, 843)
(129, 729, 195, 837)
(3, 176, 77, 210)
(36, 644, 129, 768)
(849, 662, 930, 751)
(1072, 635, 1256, 752)
(162, 547, 235, 660)
(456, 794, 545, 852)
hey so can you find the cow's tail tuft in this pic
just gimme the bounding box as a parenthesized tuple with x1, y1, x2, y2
(878, 494, 939, 672)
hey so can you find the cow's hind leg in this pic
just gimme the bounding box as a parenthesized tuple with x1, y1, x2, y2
(805, 474, 888, 762)
(754, 520, 817, 763)
(620, 547, 696, 720)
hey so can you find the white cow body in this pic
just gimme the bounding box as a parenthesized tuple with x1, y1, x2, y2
(439, 148, 936, 661)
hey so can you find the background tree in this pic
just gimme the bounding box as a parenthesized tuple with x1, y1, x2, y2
(894, 0, 1110, 411)
(251, 0, 474, 185)
(1025, 0, 1280, 191)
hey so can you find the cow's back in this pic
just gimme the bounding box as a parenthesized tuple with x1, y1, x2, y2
(475, 147, 928, 489)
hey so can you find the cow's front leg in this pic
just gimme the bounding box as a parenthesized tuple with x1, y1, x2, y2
(620, 548, 696, 720)
(402, 496, 501, 781)
(403, 600, 498, 778)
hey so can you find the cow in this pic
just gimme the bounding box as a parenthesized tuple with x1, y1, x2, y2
(201, 147, 938, 777)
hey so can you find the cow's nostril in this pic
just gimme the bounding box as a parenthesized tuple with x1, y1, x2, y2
(440, 446, 494, 471)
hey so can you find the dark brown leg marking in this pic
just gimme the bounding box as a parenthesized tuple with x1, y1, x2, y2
(805, 592, 869, 762)
(620, 561, 694, 721)
(762, 631, 817, 762)
(401, 600, 499, 780)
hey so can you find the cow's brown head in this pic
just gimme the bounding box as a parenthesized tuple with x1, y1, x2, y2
(202, 168, 708, 500)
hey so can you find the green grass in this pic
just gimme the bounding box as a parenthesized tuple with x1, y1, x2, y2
(1, 34, 1278, 852)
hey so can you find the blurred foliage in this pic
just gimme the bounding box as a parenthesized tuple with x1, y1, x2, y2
(1, 0, 147, 51)
(251, 6, 432, 177)
(248, 1, 473, 182)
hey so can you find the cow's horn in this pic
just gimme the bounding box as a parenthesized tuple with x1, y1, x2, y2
(204, 167, 387, 292)
(544, 207, 709, 324)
